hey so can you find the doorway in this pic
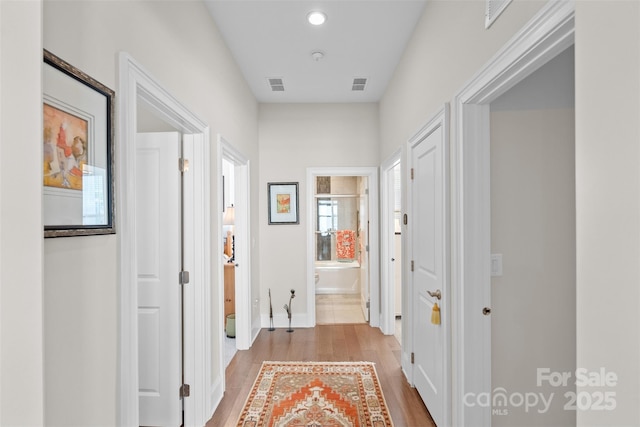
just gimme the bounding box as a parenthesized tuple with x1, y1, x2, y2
(118, 53, 213, 427)
(313, 175, 368, 325)
(489, 46, 575, 426)
(380, 151, 403, 339)
(219, 135, 251, 354)
(451, 2, 575, 424)
(222, 158, 237, 367)
(391, 164, 402, 344)
(306, 167, 379, 328)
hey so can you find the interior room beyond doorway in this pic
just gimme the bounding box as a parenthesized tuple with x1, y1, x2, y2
(313, 175, 368, 325)
(222, 158, 237, 366)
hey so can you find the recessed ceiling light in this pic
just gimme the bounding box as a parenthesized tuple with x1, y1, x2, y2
(307, 11, 327, 26)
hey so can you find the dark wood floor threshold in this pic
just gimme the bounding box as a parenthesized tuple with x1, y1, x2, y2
(206, 323, 435, 427)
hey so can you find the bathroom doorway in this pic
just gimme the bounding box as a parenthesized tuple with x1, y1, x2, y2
(306, 167, 380, 327)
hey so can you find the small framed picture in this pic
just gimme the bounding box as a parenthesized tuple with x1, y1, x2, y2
(268, 182, 299, 225)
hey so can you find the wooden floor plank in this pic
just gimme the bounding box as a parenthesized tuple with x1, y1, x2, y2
(206, 324, 435, 427)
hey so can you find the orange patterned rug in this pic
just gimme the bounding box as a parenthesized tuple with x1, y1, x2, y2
(236, 361, 394, 427)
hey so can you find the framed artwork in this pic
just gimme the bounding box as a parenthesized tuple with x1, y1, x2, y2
(316, 176, 331, 194)
(268, 182, 299, 225)
(43, 49, 116, 237)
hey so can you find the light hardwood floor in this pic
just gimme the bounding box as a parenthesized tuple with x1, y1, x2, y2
(315, 293, 366, 324)
(206, 324, 435, 427)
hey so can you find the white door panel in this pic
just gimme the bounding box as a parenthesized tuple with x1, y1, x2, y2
(137, 132, 182, 427)
(359, 187, 370, 322)
(409, 108, 450, 427)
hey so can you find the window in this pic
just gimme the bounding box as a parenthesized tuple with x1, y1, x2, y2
(317, 198, 338, 233)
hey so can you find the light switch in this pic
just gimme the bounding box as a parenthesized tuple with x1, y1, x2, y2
(491, 254, 503, 277)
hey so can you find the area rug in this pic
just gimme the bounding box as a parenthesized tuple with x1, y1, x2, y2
(236, 361, 394, 427)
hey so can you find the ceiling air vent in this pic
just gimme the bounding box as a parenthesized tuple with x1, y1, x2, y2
(268, 78, 285, 92)
(352, 77, 367, 91)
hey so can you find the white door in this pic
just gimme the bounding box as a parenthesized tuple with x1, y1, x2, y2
(409, 108, 450, 426)
(137, 132, 182, 427)
(359, 182, 370, 322)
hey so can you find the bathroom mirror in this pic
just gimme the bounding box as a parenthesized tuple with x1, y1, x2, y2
(315, 196, 358, 262)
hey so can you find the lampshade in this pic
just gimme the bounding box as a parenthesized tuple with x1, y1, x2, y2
(223, 205, 235, 226)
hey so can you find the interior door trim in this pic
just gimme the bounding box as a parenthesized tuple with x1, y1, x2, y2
(118, 52, 212, 427)
(305, 167, 380, 329)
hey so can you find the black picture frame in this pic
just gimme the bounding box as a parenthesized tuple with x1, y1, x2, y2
(43, 50, 116, 237)
(268, 182, 299, 225)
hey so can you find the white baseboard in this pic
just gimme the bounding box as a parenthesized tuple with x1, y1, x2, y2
(260, 312, 312, 329)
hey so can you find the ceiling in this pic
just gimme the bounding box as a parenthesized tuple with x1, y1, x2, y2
(204, 0, 428, 103)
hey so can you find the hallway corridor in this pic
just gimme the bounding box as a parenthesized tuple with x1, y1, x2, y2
(207, 324, 434, 426)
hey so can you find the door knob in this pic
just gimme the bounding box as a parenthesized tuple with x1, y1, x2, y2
(483, 307, 491, 315)
(427, 289, 441, 300)
(391, 258, 395, 261)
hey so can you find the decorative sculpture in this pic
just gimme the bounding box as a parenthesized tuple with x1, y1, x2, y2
(268, 288, 275, 331)
(283, 289, 296, 333)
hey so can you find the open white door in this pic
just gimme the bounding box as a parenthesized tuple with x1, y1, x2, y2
(136, 132, 182, 427)
(380, 153, 402, 336)
(359, 181, 370, 322)
(408, 107, 450, 426)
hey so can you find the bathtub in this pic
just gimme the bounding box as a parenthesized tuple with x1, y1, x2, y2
(315, 260, 360, 294)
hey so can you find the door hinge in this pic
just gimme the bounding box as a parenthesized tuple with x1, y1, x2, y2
(411, 168, 414, 180)
(403, 214, 408, 225)
(411, 260, 414, 272)
(179, 158, 190, 173)
(411, 352, 415, 364)
(179, 270, 190, 285)
(366, 300, 370, 309)
(180, 384, 190, 398)
(365, 244, 370, 252)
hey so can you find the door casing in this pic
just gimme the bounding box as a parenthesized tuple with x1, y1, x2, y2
(306, 167, 380, 328)
(218, 134, 253, 351)
(118, 53, 212, 427)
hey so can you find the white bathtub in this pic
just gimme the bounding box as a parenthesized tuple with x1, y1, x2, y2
(315, 261, 360, 294)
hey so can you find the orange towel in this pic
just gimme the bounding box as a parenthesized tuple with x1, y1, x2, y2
(336, 230, 355, 259)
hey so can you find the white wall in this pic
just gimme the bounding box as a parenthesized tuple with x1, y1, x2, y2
(258, 103, 379, 326)
(379, 0, 545, 160)
(43, 1, 259, 425)
(380, 0, 640, 425)
(491, 106, 576, 426)
(490, 47, 575, 426)
(0, 1, 44, 425)
(575, 2, 640, 425)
